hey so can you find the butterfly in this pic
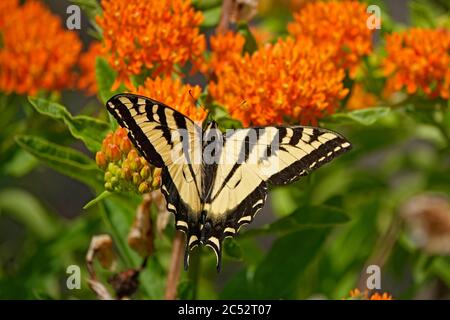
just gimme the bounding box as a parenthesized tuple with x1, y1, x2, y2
(106, 93, 352, 271)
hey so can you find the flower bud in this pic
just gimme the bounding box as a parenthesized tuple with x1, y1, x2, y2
(102, 133, 113, 152)
(152, 169, 161, 188)
(96, 151, 107, 169)
(139, 157, 148, 168)
(110, 176, 119, 187)
(107, 162, 116, 174)
(121, 165, 132, 181)
(132, 172, 141, 185)
(140, 165, 150, 180)
(120, 136, 132, 154)
(114, 128, 127, 145)
(138, 181, 150, 194)
(109, 144, 121, 162)
(130, 156, 141, 171)
(127, 149, 138, 161)
(104, 171, 112, 182)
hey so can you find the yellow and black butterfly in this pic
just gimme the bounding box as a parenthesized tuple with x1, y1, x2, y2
(106, 93, 352, 271)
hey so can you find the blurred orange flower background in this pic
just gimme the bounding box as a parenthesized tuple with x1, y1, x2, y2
(0, 0, 81, 95)
(383, 28, 450, 100)
(97, 0, 206, 90)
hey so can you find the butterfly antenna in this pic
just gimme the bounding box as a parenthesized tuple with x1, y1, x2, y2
(189, 89, 201, 108)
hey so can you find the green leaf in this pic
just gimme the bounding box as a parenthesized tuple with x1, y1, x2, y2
(83, 190, 112, 209)
(221, 228, 331, 299)
(410, 0, 440, 28)
(96, 57, 124, 105)
(270, 188, 298, 217)
(223, 238, 243, 260)
(70, 0, 102, 20)
(28, 97, 110, 152)
(330, 107, 390, 126)
(431, 257, 450, 288)
(15, 135, 101, 189)
(192, 0, 221, 10)
(253, 228, 330, 298)
(220, 269, 255, 299)
(201, 6, 221, 28)
(241, 205, 349, 238)
(2, 149, 38, 177)
(99, 196, 138, 266)
(237, 22, 258, 54)
(177, 280, 195, 300)
(0, 188, 58, 239)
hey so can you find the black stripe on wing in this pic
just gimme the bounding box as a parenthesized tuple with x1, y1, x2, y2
(106, 93, 192, 167)
(107, 94, 165, 167)
(203, 182, 268, 272)
(160, 167, 201, 270)
(269, 127, 352, 185)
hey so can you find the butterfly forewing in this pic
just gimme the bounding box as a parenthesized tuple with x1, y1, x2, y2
(106, 94, 203, 267)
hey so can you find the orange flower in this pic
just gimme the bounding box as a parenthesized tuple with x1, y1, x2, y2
(369, 292, 393, 300)
(347, 83, 378, 110)
(136, 77, 207, 123)
(0, 1, 82, 95)
(208, 32, 246, 75)
(250, 26, 273, 47)
(288, 1, 374, 77)
(0, 0, 18, 28)
(78, 42, 105, 96)
(97, 0, 206, 89)
(383, 28, 450, 99)
(209, 36, 348, 126)
(347, 288, 393, 300)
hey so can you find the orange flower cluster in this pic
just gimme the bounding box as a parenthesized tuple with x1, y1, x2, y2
(209, 36, 348, 126)
(97, 0, 206, 89)
(250, 26, 273, 47)
(208, 32, 246, 75)
(347, 83, 378, 110)
(383, 28, 450, 99)
(0, 0, 18, 28)
(78, 42, 105, 96)
(136, 77, 207, 123)
(347, 289, 393, 300)
(0, 1, 82, 95)
(96, 128, 161, 194)
(288, 1, 374, 77)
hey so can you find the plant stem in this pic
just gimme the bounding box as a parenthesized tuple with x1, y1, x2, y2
(164, 231, 185, 300)
(217, 0, 234, 34)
